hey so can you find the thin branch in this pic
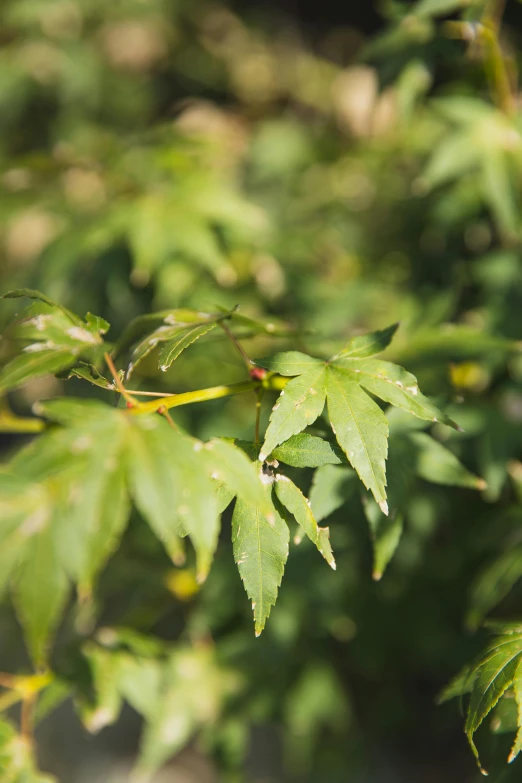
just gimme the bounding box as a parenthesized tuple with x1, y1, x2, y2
(0, 410, 44, 434)
(219, 321, 253, 372)
(125, 390, 176, 397)
(104, 352, 137, 407)
(130, 379, 261, 415)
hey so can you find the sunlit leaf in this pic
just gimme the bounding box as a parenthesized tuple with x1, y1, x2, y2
(260, 366, 327, 460)
(326, 367, 389, 509)
(332, 358, 460, 430)
(275, 475, 335, 568)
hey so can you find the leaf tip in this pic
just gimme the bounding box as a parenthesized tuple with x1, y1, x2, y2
(476, 478, 487, 491)
(372, 570, 383, 581)
(378, 500, 389, 516)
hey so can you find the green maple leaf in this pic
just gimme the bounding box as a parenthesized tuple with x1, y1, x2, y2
(256, 324, 460, 512)
(232, 485, 289, 636)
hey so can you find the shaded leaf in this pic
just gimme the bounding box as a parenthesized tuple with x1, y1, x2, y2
(438, 663, 476, 704)
(509, 658, 522, 762)
(409, 432, 485, 489)
(13, 527, 69, 667)
(309, 465, 355, 523)
(465, 632, 522, 771)
(136, 646, 235, 775)
(363, 498, 403, 580)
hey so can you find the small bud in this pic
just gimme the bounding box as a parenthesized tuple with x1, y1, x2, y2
(250, 366, 267, 381)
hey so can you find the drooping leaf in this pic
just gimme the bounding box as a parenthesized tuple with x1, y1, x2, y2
(13, 525, 69, 667)
(309, 465, 355, 523)
(232, 487, 289, 636)
(275, 475, 335, 569)
(331, 323, 399, 361)
(326, 367, 389, 510)
(0, 466, 69, 666)
(363, 497, 403, 580)
(124, 418, 188, 566)
(0, 473, 50, 599)
(125, 416, 220, 579)
(81, 643, 125, 733)
(437, 662, 476, 704)
(465, 631, 522, 771)
(509, 658, 522, 763)
(272, 433, 345, 468)
(24, 400, 130, 593)
(135, 646, 235, 775)
(408, 432, 486, 489)
(260, 365, 327, 460)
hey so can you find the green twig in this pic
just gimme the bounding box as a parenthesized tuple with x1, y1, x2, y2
(129, 375, 288, 416)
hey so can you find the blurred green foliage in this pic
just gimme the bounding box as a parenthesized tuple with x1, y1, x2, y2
(2, 0, 522, 780)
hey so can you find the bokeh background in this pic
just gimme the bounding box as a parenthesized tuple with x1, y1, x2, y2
(2, 0, 522, 781)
